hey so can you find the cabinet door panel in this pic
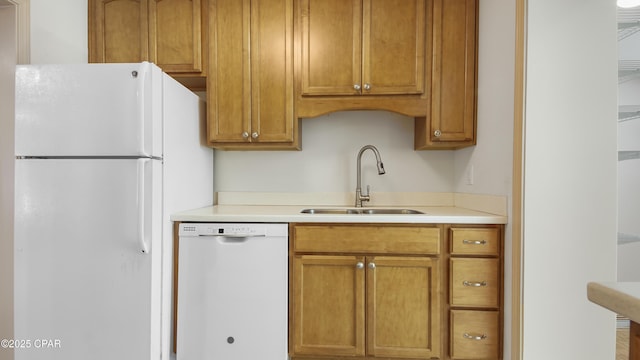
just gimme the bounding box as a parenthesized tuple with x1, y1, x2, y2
(300, 0, 362, 95)
(149, 0, 203, 73)
(90, 0, 148, 63)
(292, 255, 365, 357)
(207, 0, 251, 142)
(251, 0, 294, 142)
(430, 0, 477, 143)
(363, 0, 426, 95)
(367, 256, 440, 359)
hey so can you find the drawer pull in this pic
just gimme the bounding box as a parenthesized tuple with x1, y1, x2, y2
(463, 239, 487, 245)
(463, 281, 487, 287)
(463, 333, 488, 341)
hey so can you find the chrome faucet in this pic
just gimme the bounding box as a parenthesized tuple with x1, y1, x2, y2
(355, 145, 386, 207)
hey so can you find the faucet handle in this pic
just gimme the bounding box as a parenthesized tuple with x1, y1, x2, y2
(364, 185, 370, 197)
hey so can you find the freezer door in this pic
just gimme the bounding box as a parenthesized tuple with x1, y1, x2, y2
(14, 158, 162, 360)
(15, 62, 162, 157)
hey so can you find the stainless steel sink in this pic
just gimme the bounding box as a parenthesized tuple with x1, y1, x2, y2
(300, 208, 424, 215)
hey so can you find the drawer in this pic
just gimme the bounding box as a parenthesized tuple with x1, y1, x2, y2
(450, 228, 500, 256)
(292, 224, 441, 255)
(450, 258, 500, 308)
(450, 310, 500, 359)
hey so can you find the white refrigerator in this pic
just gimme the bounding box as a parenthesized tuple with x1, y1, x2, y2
(13, 62, 213, 360)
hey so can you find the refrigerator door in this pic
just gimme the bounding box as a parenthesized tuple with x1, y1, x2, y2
(14, 158, 162, 360)
(15, 62, 162, 158)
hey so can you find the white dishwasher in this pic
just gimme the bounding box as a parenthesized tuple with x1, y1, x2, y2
(176, 223, 288, 360)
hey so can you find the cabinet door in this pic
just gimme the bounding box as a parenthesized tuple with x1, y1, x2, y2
(363, 0, 426, 95)
(250, 0, 295, 143)
(89, 0, 148, 63)
(367, 256, 440, 359)
(429, 0, 477, 144)
(300, 0, 362, 95)
(208, 0, 294, 146)
(207, 0, 251, 142)
(291, 255, 365, 357)
(149, 0, 204, 74)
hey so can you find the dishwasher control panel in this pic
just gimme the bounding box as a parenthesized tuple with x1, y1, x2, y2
(179, 223, 288, 237)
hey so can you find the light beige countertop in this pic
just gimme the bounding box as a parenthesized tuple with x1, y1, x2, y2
(587, 282, 640, 323)
(170, 192, 508, 224)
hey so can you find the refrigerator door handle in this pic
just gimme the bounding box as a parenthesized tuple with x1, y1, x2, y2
(137, 62, 149, 157)
(138, 158, 150, 254)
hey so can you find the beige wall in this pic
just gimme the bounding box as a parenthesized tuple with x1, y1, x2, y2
(0, 4, 16, 360)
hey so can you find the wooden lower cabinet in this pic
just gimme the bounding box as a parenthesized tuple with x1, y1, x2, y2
(292, 255, 440, 359)
(367, 256, 440, 358)
(290, 223, 503, 360)
(290, 224, 441, 360)
(292, 255, 366, 357)
(448, 225, 503, 360)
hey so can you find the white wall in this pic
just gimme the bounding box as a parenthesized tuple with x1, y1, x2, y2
(215, 112, 456, 193)
(0, 5, 16, 360)
(523, 1, 618, 359)
(30, 0, 87, 64)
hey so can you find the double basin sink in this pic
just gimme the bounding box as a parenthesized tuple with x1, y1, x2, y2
(300, 208, 424, 215)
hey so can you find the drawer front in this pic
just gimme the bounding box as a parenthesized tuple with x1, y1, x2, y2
(293, 224, 441, 255)
(450, 228, 500, 256)
(450, 310, 500, 360)
(450, 258, 500, 308)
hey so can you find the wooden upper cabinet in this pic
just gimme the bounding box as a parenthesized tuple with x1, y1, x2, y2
(363, 0, 426, 95)
(300, 0, 426, 96)
(149, 0, 204, 74)
(89, 0, 148, 63)
(89, 0, 207, 89)
(207, 0, 296, 149)
(415, 0, 477, 149)
(300, 0, 362, 96)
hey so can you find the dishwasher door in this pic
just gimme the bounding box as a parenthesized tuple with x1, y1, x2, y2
(176, 223, 288, 360)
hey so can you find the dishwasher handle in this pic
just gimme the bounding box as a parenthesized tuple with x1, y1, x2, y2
(218, 234, 266, 238)
(216, 234, 267, 243)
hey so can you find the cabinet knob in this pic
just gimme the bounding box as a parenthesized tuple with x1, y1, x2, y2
(363, 83, 371, 91)
(368, 262, 376, 269)
(353, 84, 361, 91)
(434, 129, 442, 137)
(463, 280, 487, 287)
(242, 132, 249, 139)
(251, 132, 259, 139)
(356, 262, 364, 269)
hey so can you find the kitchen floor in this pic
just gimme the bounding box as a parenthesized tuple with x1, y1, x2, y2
(618, 328, 630, 360)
